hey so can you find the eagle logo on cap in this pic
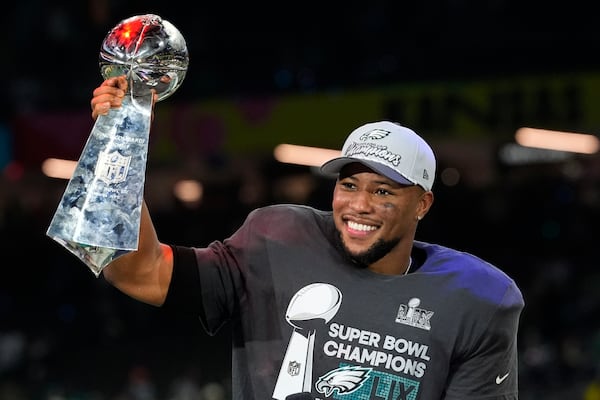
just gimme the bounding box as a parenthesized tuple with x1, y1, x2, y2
(359, 129, 390, 141)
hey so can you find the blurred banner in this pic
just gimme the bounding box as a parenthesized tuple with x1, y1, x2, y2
(13, 72, 600, 167)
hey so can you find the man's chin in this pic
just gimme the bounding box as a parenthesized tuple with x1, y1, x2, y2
(343, 237, 400, 268)
(333, 229, 398, 267)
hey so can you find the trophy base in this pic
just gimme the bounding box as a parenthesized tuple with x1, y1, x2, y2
(52, 238, 131, 277)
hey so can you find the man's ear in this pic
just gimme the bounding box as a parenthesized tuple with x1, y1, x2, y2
(417, 191, 434, 220)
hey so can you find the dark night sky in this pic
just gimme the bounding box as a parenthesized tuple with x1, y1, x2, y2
(5, 0, 600, 111)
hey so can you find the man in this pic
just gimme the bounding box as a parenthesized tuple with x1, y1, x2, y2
(89, 76, 524, 400)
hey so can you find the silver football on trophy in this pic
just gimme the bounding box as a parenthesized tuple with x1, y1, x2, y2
(285, 283, 342, 329)
(99, 14, 189, 101)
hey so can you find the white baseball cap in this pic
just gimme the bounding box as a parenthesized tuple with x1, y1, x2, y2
(320, 121, 436, 191)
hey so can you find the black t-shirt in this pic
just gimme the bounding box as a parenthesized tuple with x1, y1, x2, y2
(164, 204, 524, 400)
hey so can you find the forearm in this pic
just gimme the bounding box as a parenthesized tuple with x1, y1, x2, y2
(102, 201, 173, 306)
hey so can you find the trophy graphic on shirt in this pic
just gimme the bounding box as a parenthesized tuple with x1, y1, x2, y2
(273, 283, 342, 400)
(46, 14, 189, 276)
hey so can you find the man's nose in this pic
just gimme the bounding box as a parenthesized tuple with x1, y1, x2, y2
(349, 191, 372, 212)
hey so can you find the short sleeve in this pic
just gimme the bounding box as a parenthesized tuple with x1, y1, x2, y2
(162, 245, 204, 318)
(444, 281, 524, 399)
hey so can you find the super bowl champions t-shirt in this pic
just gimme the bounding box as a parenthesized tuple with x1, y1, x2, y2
(164, 204, 524, 400)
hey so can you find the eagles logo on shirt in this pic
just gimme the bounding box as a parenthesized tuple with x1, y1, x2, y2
(315, 366, 371, 397)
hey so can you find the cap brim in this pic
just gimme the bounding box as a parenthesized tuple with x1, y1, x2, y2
(320, 157, 415, 186)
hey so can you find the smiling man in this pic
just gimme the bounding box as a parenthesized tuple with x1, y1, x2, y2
(85, 77, 525, 400)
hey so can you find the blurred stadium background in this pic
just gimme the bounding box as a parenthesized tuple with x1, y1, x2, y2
(1, 1, 600, 399)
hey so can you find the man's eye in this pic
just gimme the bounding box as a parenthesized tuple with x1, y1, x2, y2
(375, 188, 391, 195)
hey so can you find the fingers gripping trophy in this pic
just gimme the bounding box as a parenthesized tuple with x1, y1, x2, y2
(47, 14, 189, 276)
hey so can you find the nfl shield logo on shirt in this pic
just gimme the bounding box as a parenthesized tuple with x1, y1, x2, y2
(287, 361, 301, 376)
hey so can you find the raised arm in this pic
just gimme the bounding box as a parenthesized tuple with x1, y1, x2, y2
(91, 76, 172, 306)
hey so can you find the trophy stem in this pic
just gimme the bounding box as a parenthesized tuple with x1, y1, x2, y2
(272, 329, 316, 400)
(46, 93, 153, 277)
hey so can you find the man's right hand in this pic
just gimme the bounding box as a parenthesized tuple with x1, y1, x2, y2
(90, 76, 128, 120)
(90, 75, 159, 121)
